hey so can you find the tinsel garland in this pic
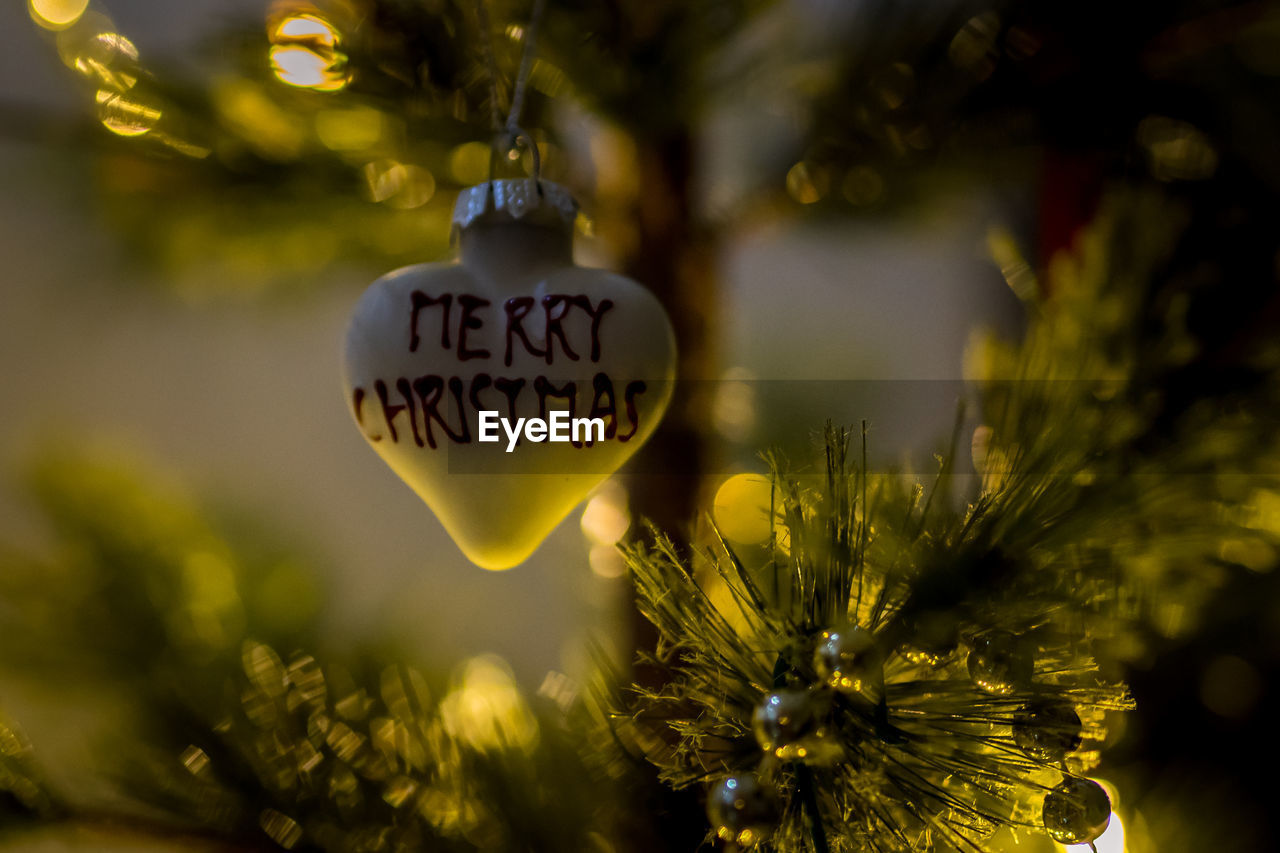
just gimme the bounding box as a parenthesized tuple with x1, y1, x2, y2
(614, 427, 1134, 851)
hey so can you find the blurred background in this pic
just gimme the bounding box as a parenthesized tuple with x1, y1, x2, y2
(1, 0, 1278, 850)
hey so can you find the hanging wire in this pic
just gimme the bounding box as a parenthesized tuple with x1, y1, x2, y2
(475, 0, 504, 135)
(476, 0, 548, 183)
(506, 0, 545, 132)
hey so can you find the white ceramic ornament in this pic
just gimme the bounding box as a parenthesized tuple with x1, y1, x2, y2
(342, 179, 676, 570)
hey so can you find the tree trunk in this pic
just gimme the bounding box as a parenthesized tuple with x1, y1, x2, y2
(622, 129, 717, 671)
(617, 128, 720, 852)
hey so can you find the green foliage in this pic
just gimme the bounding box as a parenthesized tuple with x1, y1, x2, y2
(3, 448, 320, 684)
(614, 428, 1135, 851)
(129, 642, 604, 852)
(608, 193, 1280, 851)
(0, 450, 609, 851)
(0, 714, 54, 828)
(0, 191, 1277, 849)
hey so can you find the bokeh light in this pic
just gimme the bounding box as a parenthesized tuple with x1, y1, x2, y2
(949, 12, 1000, 80)
(273, 12, 338, 46)
(67, 29, 140, 93)
(213, 78, 307, 161)
(986, 226, 1038, 302)
(581, 480, 630, 578)
(179, 744, 212, 778)
(1137, 116, 1217, 182)
(49, 6, 209, 161)
(713, 473, 774, 545)
(269, 12, 349, 92)
(95, 88, 160, 136)
(842, 165, 884, 206)
(361, 159, 436, 208)
(315, 105, 386, 152)
(581, 480, 631, 545)
(270, 46, 344, 91)
(178, 550, 241, 651)
(28, 0, 89, 31)
(259, 808, 304, 849)
(587, 545, 626, 579)
(449, 141, 493, 185)
(440, 656, 539, 753)
(786, 161, 828, 204)
(581, 479, 629, 578)
(1218, 536, 1274, 572)
(712, 367, 757, 442)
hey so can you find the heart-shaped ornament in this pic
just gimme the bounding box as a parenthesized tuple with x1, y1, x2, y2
(342, 179, 676, 570)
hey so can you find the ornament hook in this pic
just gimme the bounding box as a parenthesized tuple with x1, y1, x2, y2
(486, 127, 541, 192)
(477, 0, 547, 190)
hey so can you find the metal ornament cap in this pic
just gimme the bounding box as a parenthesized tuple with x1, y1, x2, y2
(452, 178, 578, 234)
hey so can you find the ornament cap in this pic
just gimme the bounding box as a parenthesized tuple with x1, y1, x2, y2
(452, 179, 578, 234)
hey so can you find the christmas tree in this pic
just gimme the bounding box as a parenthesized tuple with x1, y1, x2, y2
(3, 1, 1279, 851)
